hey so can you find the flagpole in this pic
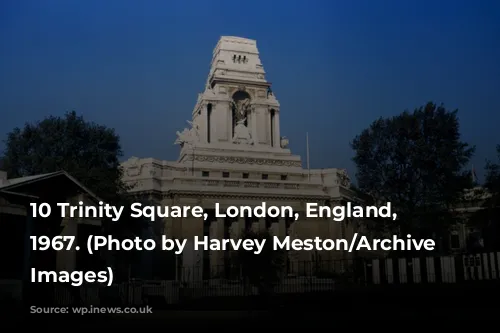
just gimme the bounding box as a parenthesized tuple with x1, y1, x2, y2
(306, 132, 310, 182)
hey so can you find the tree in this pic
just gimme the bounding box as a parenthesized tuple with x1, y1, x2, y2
(2, 111, 129, 201)
(484, 145, 500, 201)
(2, 111, 144, 231)
(351, 102, 475, 251)
(1, 111, 140, 302)
(470, 145, 500, 251)
(237, 229, 285, 297)
(2, 111, 146, 279)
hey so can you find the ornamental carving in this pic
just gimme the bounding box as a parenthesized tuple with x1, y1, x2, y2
(232, 119, 254, 145)
(174, 120, 200, 147)
(125, 157, 143, 177)
(187, 155, 301, 167)
(280, 136, 289, 148)
(338, 169, 351, 187)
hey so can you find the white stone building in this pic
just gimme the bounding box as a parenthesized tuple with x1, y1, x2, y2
(121, 36, 360, 279)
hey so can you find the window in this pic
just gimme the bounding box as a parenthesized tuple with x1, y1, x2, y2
(233, 54, 248, 63)
(281, 175, 287, 181)
(222, 172, 229, 178)
(262, 174, 268, 180)
(242, 173, 249, 179)
(202, 171, 209, 177)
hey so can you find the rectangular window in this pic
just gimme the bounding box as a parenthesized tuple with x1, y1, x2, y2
(202, 171, 209, 177)
(222, 172, 229, 178)
(262, 174, 268, 180)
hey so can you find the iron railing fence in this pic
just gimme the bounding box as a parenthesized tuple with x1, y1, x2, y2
(46, 251, 500, 307)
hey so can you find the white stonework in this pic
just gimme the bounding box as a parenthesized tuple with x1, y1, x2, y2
(122, 36, 359, 279)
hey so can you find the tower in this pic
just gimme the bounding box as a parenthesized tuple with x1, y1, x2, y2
(174, 36, 302, 173)
(122, 36, 358, 279)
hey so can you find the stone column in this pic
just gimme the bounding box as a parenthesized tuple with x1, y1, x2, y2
(251, 108, 258, 145)
(269, 218, 285, 240)
(274, 110, 281, 148)
(214, 101, 230, 142)
(278, 217, 286, 240)
(161, 196, 180, 280)
(287, 214, 300, 276)
(255, 106, 268, 144)
(229, 218, 242, 239)
(181, 209, 204, 282)
(171, 195, 183, 239)
(250, 218, 260, 233)
(250, 220, 259, 233)
(227, 102, 233, 141)
(250, 217, 265, 232)
(269, 219, 279, 238)
(238, 217, 246, 234)
(327, 201, 345, 274)
(228, 218, 241, 278)
(259, 218, 266, 231)
(209, 217, 225, 278)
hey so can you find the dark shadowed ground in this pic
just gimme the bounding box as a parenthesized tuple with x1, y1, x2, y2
(6, 282, 500, 326)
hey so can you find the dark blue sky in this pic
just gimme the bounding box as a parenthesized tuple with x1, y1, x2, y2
(1, 0, 499, 181)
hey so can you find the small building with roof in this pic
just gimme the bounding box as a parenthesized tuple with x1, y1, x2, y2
(0, 170, 102, 304)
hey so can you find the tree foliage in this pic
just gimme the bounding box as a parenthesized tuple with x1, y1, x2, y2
(1, 111, 146, 238)
(2, 111, 129, 201)
(470, 145, 500, 251)
(351, 102, 475, 241)
(484, 145, 500, 201)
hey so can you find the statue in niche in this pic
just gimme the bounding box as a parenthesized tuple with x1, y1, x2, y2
(231, 98, 251, 122)
(174, 120, 199, 147)
(232, 118, 253, 145)
(231, 91, 253, 145)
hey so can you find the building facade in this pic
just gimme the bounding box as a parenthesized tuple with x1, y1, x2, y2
(121, 36, 361, 279)
(0, 170, 102, 303)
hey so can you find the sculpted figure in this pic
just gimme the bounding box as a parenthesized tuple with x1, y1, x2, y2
(280, 136, 289, 149)
(174, 120, 199, 147)
(338, 169, 351, 187)
(232, 118, 253, 145)
(232, 98, 251, 122)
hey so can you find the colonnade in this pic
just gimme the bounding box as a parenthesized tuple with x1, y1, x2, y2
(161, 198, 346, 281)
